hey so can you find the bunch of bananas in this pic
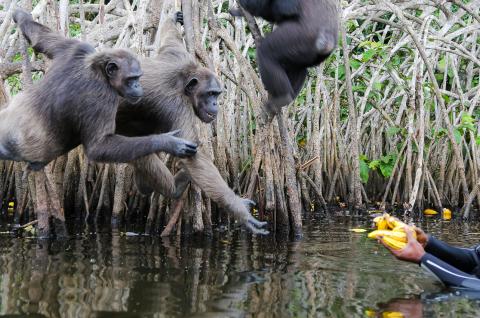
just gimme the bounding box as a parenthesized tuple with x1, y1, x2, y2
(368, 213, 415, 250)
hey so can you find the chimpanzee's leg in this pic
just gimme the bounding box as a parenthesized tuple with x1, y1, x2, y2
(257, 22, 316, 115)
(287, 68, 308, 98)
(13, 9, 84, 59)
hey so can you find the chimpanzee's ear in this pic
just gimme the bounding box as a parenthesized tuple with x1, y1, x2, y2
(185, 77, 199, 96)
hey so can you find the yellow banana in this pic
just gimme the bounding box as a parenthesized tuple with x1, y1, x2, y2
(424, 208, 438, 215)
(376, 218, 389, 230)
(368, 230, 406, 242)
(385, 215, 405, 229)
(368, 229, 416, 242)
(442, 208, 452, 220)
(382, 311, 405, 318)
(381, 236, 407, 250)
(392, 225, 415, 233)
(350, 228, 367, 233)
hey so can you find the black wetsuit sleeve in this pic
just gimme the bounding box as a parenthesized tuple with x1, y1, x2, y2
(420, 253, 480, 290)
(425, 236, 480, 274)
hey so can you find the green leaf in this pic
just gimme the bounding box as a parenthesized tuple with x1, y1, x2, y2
(379, 163, 394, 178)
(437, 57, 446, 72)
(368, 160, 380, 170)
(373, 82, 383, 91)
(368, 154, 397, 178)
(12, 53, 22, 62)
(461, 113, 474, 124)
(352, 85, 366, 92)
(69, 23, 81, 38)
(391, 55, 401, 66)
(458, 113, 476, 132)
(365, 102, 374, 112)
(476, 135, 480, 146)
(453, 128, 462, 144)
(362, 49, 376, 62)
(338, 65, 345, 80)
(350, 59, 361, 69)
(360, 159, 370, 184)
(387, 126, 402, 137)
(380, 154, 394, 164)
(434, 128, 448, 139)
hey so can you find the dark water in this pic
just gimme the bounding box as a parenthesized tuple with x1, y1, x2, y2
(0, 216, 480, 317)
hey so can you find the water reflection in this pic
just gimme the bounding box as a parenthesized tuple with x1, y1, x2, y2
(0, 217, 478, 317)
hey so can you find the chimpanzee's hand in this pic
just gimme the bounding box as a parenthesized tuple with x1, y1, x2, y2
(163, 130, 197, 158)
(240, 198, 269, 235)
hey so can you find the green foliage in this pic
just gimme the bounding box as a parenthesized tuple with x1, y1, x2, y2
(247, 47, 256, 61)
(12, 52, 23, 62)
(433, 127, 448, 139)
(350, 59, 361, 70)
(359, 155, 370, 184)
(351, 84, 366, 93)
(6, 75, 22, 96)
(358, 40, 386, 63)
(369, 153, 397, 178)
(453, 128, 462, 144)
(12, 48, 35, 62)
(451, 113, 479, 144)
(386, 126, 403, 137)
(32, 71, 43, 82)
(458, 113, 476, 133)
(337, 64, 345, 81)
(69, 23, 82, 38)
(359, 152, 397, 183)
(240, 156, 252, 174)
(5, 71, 43, 96)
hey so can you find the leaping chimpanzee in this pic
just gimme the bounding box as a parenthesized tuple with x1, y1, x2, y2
(231, 0, 339, 115)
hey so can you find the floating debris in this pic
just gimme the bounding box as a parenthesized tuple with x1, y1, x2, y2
(442, 208, 452, 220)
(350, 228, 367, 233)
(423, 209, 438, 216)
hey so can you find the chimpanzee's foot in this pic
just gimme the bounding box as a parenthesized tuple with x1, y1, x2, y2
(263, 94, 293, 119)
(258, 105, 274, 126)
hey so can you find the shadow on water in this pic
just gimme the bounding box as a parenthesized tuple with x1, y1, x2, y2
(0, 216, 479, 317)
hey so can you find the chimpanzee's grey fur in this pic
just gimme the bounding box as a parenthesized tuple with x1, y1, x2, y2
(0, 9, 197, 171)
(115, 17, 268, 234)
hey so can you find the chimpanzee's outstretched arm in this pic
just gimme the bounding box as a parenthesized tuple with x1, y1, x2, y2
(181, 151, 268, 234)
(84, 131, 197, 163)
(130, 151, 268, 234)
(13, 9, 84, 59)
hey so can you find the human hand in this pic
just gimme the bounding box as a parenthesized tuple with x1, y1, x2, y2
(413, 226, 429, 248)
(379, 226, 425, 264)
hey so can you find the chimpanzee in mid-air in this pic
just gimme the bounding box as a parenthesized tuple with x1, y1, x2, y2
(231, 0, 339, 116)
